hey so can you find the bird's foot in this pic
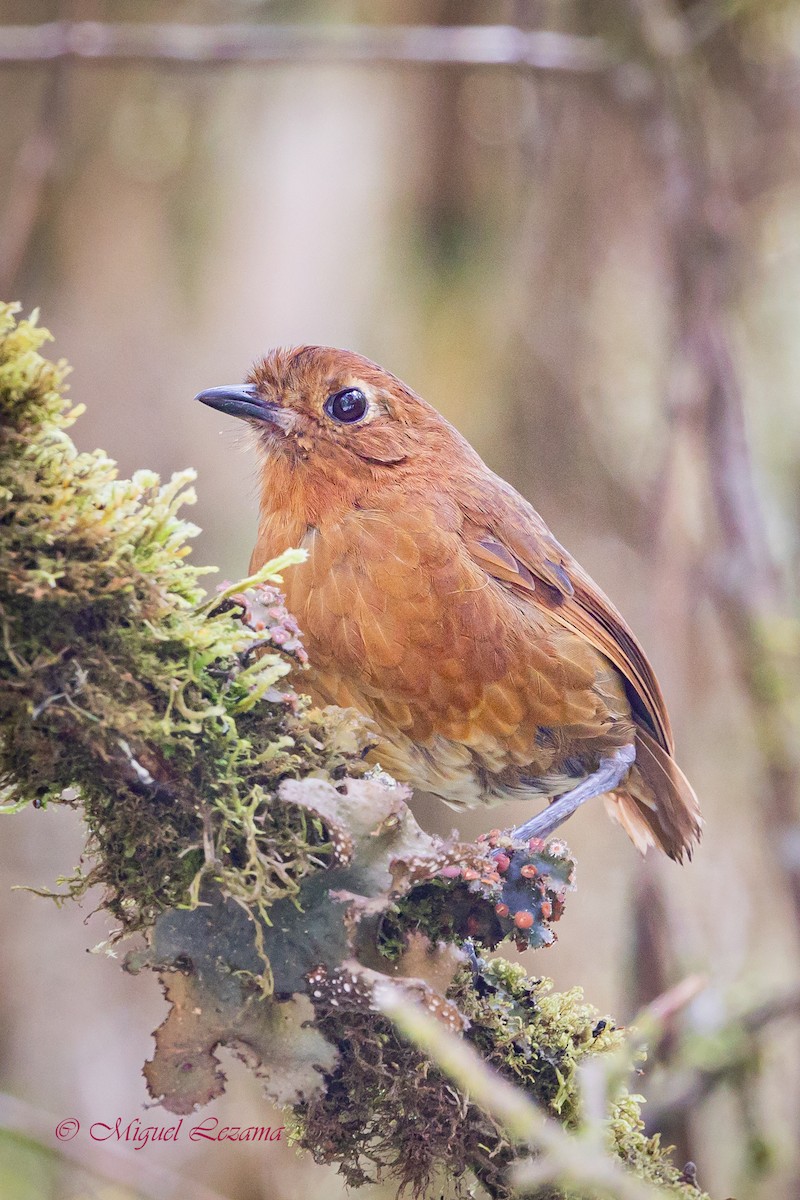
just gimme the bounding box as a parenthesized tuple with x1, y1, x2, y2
(510, 743, 635, 843)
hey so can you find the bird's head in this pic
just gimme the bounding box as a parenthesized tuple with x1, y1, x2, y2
(195, 346, 473, 497)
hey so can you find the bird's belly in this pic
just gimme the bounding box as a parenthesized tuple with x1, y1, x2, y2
(365, 722, 608, 810)
(300, 665, 628, 810)
(280, 527, 635, 807)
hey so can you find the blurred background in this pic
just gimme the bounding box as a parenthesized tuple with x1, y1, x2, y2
(1, 1, 800, 1198)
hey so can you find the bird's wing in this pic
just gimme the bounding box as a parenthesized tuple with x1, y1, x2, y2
(463, 482, 675, 754)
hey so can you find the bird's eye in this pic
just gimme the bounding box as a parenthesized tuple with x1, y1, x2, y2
(324, 387, 368, 424)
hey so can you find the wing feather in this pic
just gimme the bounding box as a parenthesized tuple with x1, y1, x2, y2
(463, 484, 701, 858)
(465, 493, 673, 752)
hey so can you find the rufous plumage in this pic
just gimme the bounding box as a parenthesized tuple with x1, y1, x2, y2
(197, 347, 702, 860)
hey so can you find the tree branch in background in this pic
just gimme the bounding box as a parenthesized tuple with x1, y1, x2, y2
(615, 0, 800, 1185)
(647, 987, 800, 1129)
(0, 22, 614, 73)
(625, 0, 800, 932)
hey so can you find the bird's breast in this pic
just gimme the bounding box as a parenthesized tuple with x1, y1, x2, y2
(251, 502, 632, 802)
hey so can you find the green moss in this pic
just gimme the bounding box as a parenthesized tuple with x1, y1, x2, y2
(456, 961, 706, 1197)
(297, 1005, 514, 1198)
(0, 303, 364, 930)
(459, 962, 619, 1120)
(294, 961, 707, 1199)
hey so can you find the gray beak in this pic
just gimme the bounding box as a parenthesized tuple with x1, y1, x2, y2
(194, 384, 281, 424)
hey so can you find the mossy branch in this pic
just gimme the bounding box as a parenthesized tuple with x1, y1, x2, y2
(378, 980, 692, 1200)
(0, 303, 706, 1199)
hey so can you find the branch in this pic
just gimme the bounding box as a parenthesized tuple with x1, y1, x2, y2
(0, 22, 615, 72)
(647, 988, 800, 1127)
(378, 979, 696, 1200)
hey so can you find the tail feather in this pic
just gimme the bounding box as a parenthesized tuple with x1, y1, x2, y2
(604, 727, 702, 861)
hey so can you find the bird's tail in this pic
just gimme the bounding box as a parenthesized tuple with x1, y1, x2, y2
(603, 726, 702, 861)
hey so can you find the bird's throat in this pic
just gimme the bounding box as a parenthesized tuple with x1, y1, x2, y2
(257, 445, 370, 531)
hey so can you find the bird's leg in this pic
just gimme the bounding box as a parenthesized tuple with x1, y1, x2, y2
(461, 938, 485, 977)
(510, 744, 636, 843)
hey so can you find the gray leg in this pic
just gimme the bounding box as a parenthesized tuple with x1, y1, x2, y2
(511, 744, 636, 843)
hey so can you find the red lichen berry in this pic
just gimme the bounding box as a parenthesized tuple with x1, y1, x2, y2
(540, 900, 553, 920)
(495, 902, 510, 918)
(513, 911, 535, 930)
(492, 853, 511, 873)
(520, 863, 538, 879)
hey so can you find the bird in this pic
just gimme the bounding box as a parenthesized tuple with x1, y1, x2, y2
(196, 347, 701, 860)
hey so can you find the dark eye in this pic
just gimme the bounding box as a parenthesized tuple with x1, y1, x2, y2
(324, 387, 368, 424)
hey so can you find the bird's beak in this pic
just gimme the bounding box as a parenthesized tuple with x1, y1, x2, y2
(194, 384, 283, 426)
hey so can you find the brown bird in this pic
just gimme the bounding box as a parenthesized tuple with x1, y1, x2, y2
(196, 348, 701, 859)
